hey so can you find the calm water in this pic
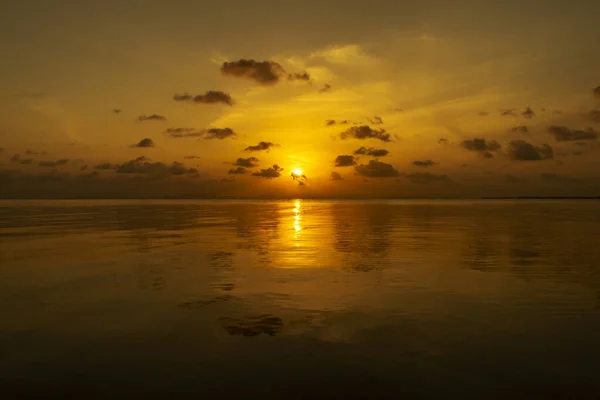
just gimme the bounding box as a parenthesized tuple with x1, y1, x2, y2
(1, 200, 600, 398)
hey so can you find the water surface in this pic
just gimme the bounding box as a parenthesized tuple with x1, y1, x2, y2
(1, 200, 600, 398)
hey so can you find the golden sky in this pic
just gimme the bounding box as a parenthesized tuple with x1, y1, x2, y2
(1, 0, 599, 198)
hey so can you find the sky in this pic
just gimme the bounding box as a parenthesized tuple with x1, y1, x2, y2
(1, 0, 599, 198)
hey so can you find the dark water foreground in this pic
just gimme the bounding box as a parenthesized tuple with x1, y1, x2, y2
(1, 200, 599, 398)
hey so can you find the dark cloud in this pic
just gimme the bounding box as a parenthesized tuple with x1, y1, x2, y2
(138, 114, 167, 122)
(548, 126, 598, 142)
(510, 125, 529, 134)
(94, 162, 117, 170)
(500, 109, 517, 117)
(252, 164, 283, 178)
(291, 171, 307, 183)
(582, 109, 600, 123)
(326, 119, 351, 126)
(10, 154, 33, 165)
(234, 157, 259, 168)
(173, 93, 193, 101)
(165, 127, 204, 138)
(204, 128, 236, 140)
(184, 155, 202, 159)
(355, 160, 399, 177)
(173, 91, 234, 106)
(340, 125, 391, 142)
(593, 86, 600, 99)
(244, 141, 278, 152)
(330, 171, 343, 181)
(460, 138, 501, 157)
(334, 155, 357, 167)
(38, 159, 69, 167)
(367, 116, 383, 125)
(116, 156, 198, 176)
(412, 160, 437, 167)
(319, 84, 332, 93)
(353, 147, 389, 157)
(438, 138, 449, 145)
(113, 109, 122, 114)
(228, 167, 249, 175)
(508, 140, 554, 161)
(521, 107, 535, 119)
(402, 172, 451, 184)
(288, 72, 311, 81)
(133, 138, 155, 148)
(221, 59, 285, 85)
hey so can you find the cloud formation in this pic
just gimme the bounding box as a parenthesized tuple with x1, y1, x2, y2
(353, 147, 389, 157)
(133, 138, 155, 148)
(288, 72, 311, 81)
(548, 126, 598, 142)
(330, 171, 343, 180)
(460, 138, 501, 158)
(252, 164, 283, 178)
(319, 84, 332, 93)
(510, 125, 529, 134)
(340, 125, 391, 142)
(221, 59, 285, 85)
(354, 160, 399, 177)
(116, 156, 198, 176)
(508, 140, 554, 161)
(326, 119, 351, 126)
(501, 109, 517, 117)
(94, 162, 117, 170)
(594, 86, 600, 99)
(334, 155, 357, 167)
(244, 141, 278, 152)
(112, 109, 122, 114)
(38, 159, 69, 167)
(10, 154, 33, 165)
(412, 160, 437, 167)
(204, 128, 236, 140)
(165, 127, 204, 138)
(228, 167, 249, 175)
(234, 157, 259, 168)
(521, 107, 535, 119)
(138, 114, 167, 122)
(438, 138, 449, 145)
(367, 116, 383, 125)
(173, 91, 234, 106)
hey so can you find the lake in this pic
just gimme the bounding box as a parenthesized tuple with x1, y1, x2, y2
(1, 200, 599, 398)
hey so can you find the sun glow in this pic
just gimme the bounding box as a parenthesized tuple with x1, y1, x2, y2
(292, 168, 304, 176)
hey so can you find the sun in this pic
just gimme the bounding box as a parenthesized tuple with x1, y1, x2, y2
(292, 168, 304, 176)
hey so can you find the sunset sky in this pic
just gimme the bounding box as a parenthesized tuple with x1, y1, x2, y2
(1, 0, 599, 198)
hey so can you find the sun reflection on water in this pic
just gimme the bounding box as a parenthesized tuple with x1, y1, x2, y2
(293, 200, 302, 245)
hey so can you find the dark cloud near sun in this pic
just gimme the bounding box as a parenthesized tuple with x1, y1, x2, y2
(244, 141, 278, 152)
(252, 164, 283, 179)
(353, 147, 389, 157)
(548, 126, 598, 142)
(234, 157, 259, 168)
(340, 125, 391, 142)
(173, 91, 234, 106)
(38, 159, 69, 167)
(367, 116, 383, 125)
(319, 84, 332, 93)
(334, 155, 357, 167)
(133, 138, 155, 148)
(330, 171, 343, 181)
(354, 160, 399, 177)
(221, 59, 285, 85)
(412, 160, 437, 167)
(460, 138, 501, 158)
(137, 114, 167, 122)
(228, 166, 249, 175)
(508, 140, 554, 161)
(204, 128, 236, 140)
(116, 156, 198, 176)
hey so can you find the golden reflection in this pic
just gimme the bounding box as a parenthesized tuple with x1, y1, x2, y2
(293, 200, 302, 244)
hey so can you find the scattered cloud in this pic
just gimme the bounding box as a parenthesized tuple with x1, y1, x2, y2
(38, 159, 69, 167)
(412, 160, 437, 167)
(500, 109, 517, 117)
(133, 138, 155, 148)
(510, 125, 529, 134)
(460, 138, 501, 158)
(355, 160, 399, 177)
(326, 119, 351, 126)
(204, 127, 236, 140)
(116, 156, 198, 176)
(319, 84, 332, 93)
(334, 155, 357, 167)
(252, 164, 283, 178)
(244, 141, 278, 152)
(228, 167, 249, 175)
(173, 91, 234, 106)
(340, 125, 391, 142)
(438, 138, 449, 145)
(521, 107, 535, 119)
(138, 114, 167, 122)
(402, 172, 451, 184)
(10, 154, 33, 165)
(288, 72, 311, 81)
(367, 116, 383, 125)
(353, 147, 389, 157)
(508, 140, 554, 161)
(291, 171, 308, 183)
(234, 157, 259, 168)
(184, 155, 202, 159)
(112, 109, 122, 114)
(548, 126, 598, 142)
(165, 127, 204, 138)
(330, 171, 343, 181)
(94, 162, 117, 170)
(221, 59, 285, 85)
